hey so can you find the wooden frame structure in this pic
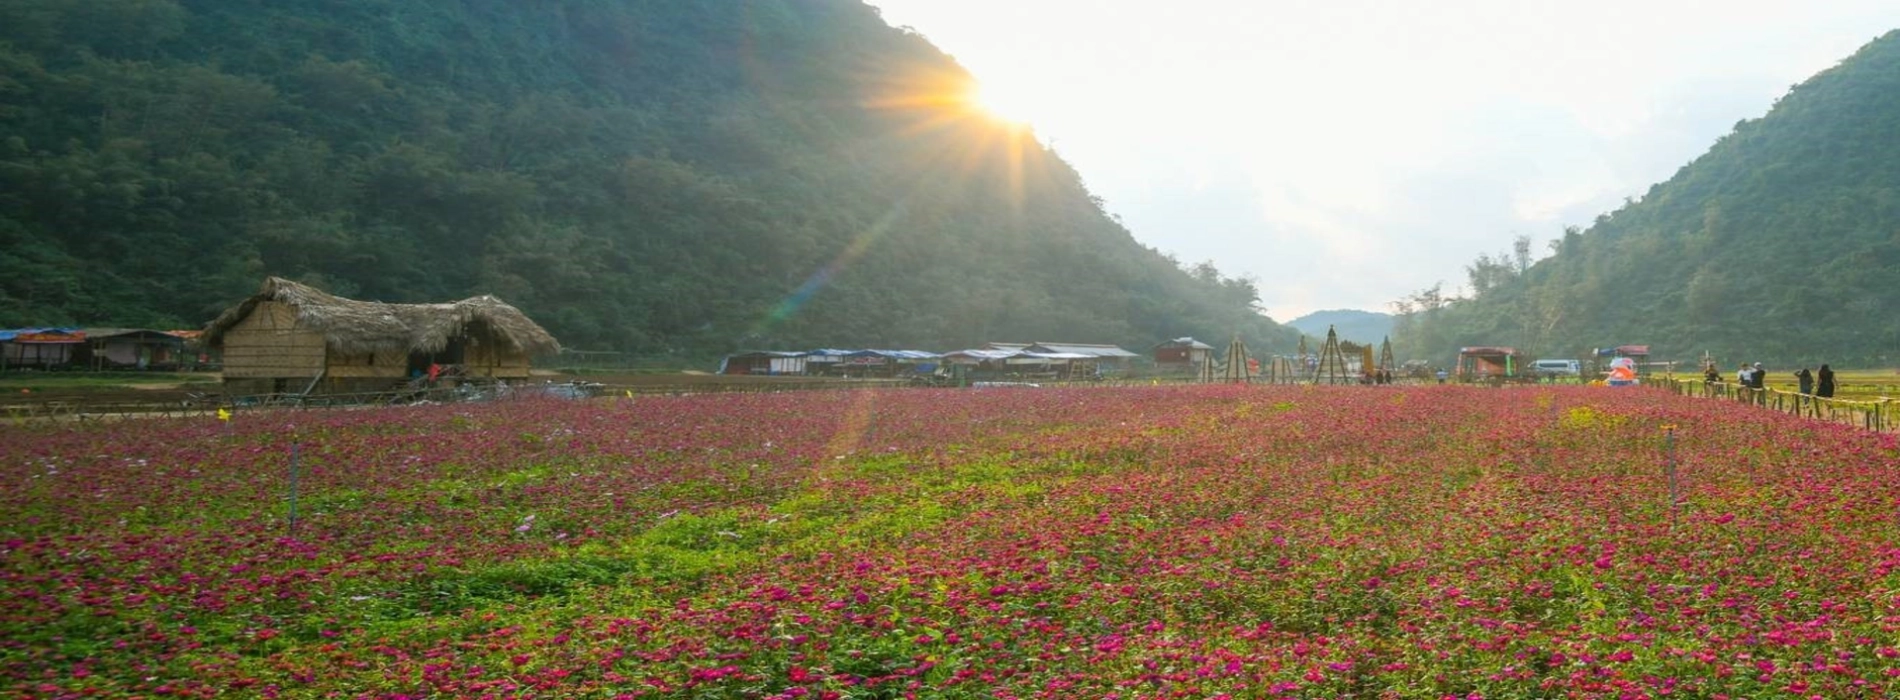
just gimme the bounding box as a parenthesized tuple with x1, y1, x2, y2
(1310, 326, 1354, 385)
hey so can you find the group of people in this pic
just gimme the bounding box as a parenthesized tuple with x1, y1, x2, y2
(1360, 369, 1396, 384)
(1792, 365, 1837, 398)
(1705, 361, 1836, 398)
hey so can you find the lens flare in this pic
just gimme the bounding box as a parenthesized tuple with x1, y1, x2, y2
(753, 65, 1042, 333)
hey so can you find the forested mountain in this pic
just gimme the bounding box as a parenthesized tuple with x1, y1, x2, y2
(1394, 30, 1900, 368)
(0, 0, 1297, 359)
(1286, 309, 1392, 346)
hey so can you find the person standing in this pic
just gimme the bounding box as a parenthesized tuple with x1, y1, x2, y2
(1795, 367, 1813, 395)
(1817, 364, 1836, 398)
(1749, 362, 1766, 391)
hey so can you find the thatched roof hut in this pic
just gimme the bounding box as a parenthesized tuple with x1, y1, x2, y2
(205, 277, 559, 394)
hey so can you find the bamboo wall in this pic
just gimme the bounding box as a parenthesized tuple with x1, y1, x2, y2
(220, 302, 325, 378)
(326, 348, 407, 379)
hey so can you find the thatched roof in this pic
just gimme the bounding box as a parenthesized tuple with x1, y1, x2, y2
(202, 277, 560, 356)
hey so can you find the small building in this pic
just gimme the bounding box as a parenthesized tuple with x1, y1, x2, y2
(1023, 342, 1139, 374)
(0, 328, 85, 370)
(202, 277, 559, 395)
(835, 349, 941, 378)
(1456, 346, 1525, 381)
(719, 351, 808, 375)
(167, 330, 215, 369)
(943, 347, 1087, 380)
(802, 348, 853, 374)
(943, 348, 1022, 366)
(964, 343, 1127, 379)
(1594, 345, 1650, 359)
(1153, 337, 1214, 367)
(982, 341, 1138, 377)
(79, 328, 188, 370)
(987, 342, 1138, 361)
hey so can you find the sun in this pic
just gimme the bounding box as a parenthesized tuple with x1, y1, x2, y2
(971, 81, 1037, 126)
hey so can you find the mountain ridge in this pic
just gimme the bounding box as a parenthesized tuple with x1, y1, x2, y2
(1285, 309, 1393, 344)
(1393, 29, 1900, 367)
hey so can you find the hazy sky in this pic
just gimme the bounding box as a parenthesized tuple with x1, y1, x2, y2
(867, 1, 1900, 321)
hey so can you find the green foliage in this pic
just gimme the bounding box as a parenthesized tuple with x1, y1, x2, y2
(1394, 31, 1900, 367)
(0, 0, 1296, 357)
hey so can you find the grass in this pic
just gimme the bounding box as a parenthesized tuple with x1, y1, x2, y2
(0, 371, 222, 392)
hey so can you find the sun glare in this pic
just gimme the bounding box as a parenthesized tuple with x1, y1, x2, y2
(972, 82, 1035, 126)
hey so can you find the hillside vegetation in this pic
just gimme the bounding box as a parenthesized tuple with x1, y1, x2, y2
(0, 0, 1295, 358)
(1394, 30, 1900, 367)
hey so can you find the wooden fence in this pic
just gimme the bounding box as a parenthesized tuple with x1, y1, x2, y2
(1665, 379, 1895, 432)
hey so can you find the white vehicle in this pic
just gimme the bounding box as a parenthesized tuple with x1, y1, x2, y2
(1532, 359, 1582, 377)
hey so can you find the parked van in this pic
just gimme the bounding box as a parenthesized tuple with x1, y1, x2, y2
(1532, 359, 1582, 377)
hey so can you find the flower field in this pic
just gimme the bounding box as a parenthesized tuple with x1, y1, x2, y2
(4, 385, 1900, 699)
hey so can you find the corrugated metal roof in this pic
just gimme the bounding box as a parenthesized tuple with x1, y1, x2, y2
(726, 350, 808, 359)
(1155, 337, 1214, 350)
(945, 349, 1022, 360)
(1027, 342, 1139, 358)
(80, 328, 188, 342)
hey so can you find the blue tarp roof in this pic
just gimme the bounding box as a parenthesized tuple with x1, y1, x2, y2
(844, 349, 941, 360)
